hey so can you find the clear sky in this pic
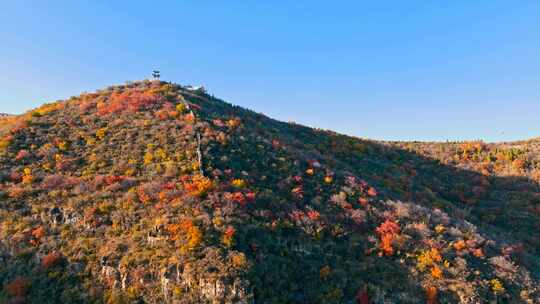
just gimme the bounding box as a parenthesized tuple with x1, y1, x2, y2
(1, 1, 539, 142)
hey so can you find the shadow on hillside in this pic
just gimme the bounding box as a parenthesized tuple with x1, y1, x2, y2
(197, 92, 540, 277)
(286, 122, 540, 272)
(187, 93, 540, 302)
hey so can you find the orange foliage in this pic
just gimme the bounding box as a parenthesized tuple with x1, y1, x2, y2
(425, 286, 438, 304)
(32, 226, 45, 238)
(431, 266, 443, 279)
(182, 174, 213, 197)
(453, 240, 466, 251)
(367, 187, 378, 197)
(97, 90, 165, 116)
(472, 248, 484, 258)
(41, 251, 63, 269)
(227, 118, 241, 128)
(379, 233, 395, 256)
(512, 159, 526, 172)
(376, 220, 400, 236)
(30, 226, 45, 245)
(167, 219, 203, 252)
(137, 187, 152, 204)
(376, 220, 400, 256)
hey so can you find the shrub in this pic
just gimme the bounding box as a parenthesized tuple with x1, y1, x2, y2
(182, 174, 213, 197)
(96, 128, 107, 140)
(0, 135, 12, 152)
(15, 150, 30, 161)
(490, 278, 505, 295)
(222, 226, 236, 247)
(167, 220, 203, 253)
(375, 220, 400, 256)
(41, 251, 64, 269)
(4, 277, 30, 298)
(42, 174, 65, 190)
(231, 178, 246, 188)
(97, 90, 165, 116)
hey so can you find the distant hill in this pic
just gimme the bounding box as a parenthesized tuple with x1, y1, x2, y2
(0, 80, 539, 303)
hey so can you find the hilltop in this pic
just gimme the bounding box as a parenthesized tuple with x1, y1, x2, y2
(0, 80, 539, 303)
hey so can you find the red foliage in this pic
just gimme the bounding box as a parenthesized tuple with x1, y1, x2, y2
(10, 171, 22, 183)
(355, 286, 369, 304)
(41, 251, 63, 269)
(245, 192, 256, 202)
(291, 186, 303, 199)
(224, 226, 236, 238)
(104, 175, 125, 185)
(32, 226, 45, 239)
(15, 150, 30, 161)
(97, 90, 165, 116)
(4, 277, 30, 298)
(232, 192, 246, 206)
(307, 210, 320, 220)
(137, 187, 152, 204)
(426, 286, 438, 304)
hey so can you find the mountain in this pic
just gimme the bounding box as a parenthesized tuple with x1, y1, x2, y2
(0, 80, 539, 304)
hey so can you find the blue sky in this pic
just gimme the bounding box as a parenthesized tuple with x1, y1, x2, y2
(1, 1, 539, 142)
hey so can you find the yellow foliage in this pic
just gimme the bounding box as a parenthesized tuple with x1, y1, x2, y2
(96, 128, 108, 140)
(184, 225, 202, 253)
(176, 103, 187, 113)
(22, 168, 33, 184)
(32, 102, 60, 117)
(435, 224, 445, 234)
(144, 152, 154, 165)
(167, 220, 203, 253)
(231, 178, 246, 188)
(306, 168, 314, 175)
(0, 136, 12, 154)
(57, 141, 69, 151)
(417, 248, 442, 271)
(155, 148, 168, 161)
(23, 168, 32, 176)
(86, 137, 96, 146)
(324, 176, 333, 184)
(490, 278, 505, 295)
(55, 154, 63, 162)
(183, 174, 213, 197)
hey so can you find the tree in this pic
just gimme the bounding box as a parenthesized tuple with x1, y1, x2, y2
(152, 70, 160, 80)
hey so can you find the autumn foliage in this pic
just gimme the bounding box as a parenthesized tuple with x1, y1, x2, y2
(96, 90, 165, 116)
(41, 251, 64, 269)
(181, 174, 213, 197)
(4, 277, 30, 298)
(375, 220, 400, 256)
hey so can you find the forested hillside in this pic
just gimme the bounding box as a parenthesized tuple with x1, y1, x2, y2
(0, 80, 539, 303)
